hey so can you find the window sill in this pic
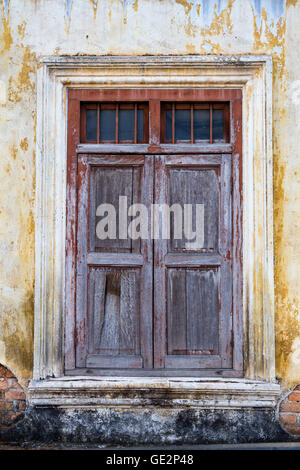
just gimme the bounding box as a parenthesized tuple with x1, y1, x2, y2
(28, 377, 281, 409)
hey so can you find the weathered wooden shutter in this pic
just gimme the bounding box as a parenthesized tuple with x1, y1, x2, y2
(75, 154, 153, 370)
(154, 154, 233, 371)
(66, 88, 243, 377)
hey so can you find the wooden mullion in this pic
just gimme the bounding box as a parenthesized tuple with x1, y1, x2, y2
(231, 96, 243, 373)
(191, 104, 194, 144)
(75, 156, 89, 367)
(65, 96, 80, 370)
(80, 104, 86, 143)
(224, 102, 230, 143)
(144, 104, 149, 143)
(210, 104, 213, 144)
(149, 99, 160, 146)
(134, 103, 138, 144)
(172, 103, 175, 144)
(153, 155, 168, 368)
(116, 103, 119, 144)
(97, 104, 100, 144)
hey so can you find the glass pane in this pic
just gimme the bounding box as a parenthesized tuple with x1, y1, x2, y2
(194, 109, 210, 140)
(100, 109, 116, 141)
(175, 109, 191, 141)
(213, 109, 224, 140)
(119, 109, 135, 141)
(166, 109, 172, 142)
(137, 109, 144, 142)
(86, 109, 97, 141)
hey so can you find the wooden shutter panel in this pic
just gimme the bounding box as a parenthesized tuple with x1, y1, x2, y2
(75, 154, 153, 370)
(153, 154, 233, 370)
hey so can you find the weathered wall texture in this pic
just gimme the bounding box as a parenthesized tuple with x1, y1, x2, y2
(0, 0, 299, 390)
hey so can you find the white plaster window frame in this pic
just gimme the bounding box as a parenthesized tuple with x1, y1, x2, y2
(29, 55, 280, 409)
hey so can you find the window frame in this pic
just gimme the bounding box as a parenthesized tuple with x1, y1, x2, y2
(160, 102, 230, 144)
(80, 102, 149, 144)
(65, 87, 243, 377)
(31, 56, 277, 410)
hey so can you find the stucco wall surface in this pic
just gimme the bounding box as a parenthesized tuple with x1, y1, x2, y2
(0, 0, 299, 390)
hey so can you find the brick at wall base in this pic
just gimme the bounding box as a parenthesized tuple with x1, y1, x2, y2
(0, 365, 26, 430)
(279, 385, 300, 437)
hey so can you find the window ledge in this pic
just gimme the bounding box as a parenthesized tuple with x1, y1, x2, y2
(28, 377, 281, 409)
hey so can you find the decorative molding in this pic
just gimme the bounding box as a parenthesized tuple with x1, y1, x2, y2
(28, 378, 280, 409)
(33, 55, 275, 403)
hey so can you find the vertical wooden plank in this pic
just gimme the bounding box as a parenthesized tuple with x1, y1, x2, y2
(223, 103, 230, 143)
(89, 166, 95, 253)
(231, 95, 243, 373)
(167, 269, 187, 355)
(191, 104, 194, 144)
(154, 155, 168, 367)
(87, 268, 95, 354)
(172, 103, 175, 144)
(131, 166, 142, 254)
(65, 96, 80, 370)
(97, 104, 100, 143)
(134, 103, 137, 144)
(98, 272, 121, 355)
(119, 271, 138, 355)
(202, 269, 219, 352)
(232, 151, 243, 372)
(219, 154, 233, 367)
(80, 104, 86, 143)
(140, 155, 154, 368)
(186, 269, 203, 351)
(65, 155, 78, 368)
(210, 104, 213, 144)
(116, 104, 119, 144)
(93, 270, 107, 351)
(168, 169, 183, 251)
(75, 156, 89, 367)
(186, 269, 219, 353)
(143, 103, 149, 143)
(149, 100, 160, 146)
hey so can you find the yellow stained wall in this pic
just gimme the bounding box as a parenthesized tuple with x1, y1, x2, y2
(0, 0, 299, 389)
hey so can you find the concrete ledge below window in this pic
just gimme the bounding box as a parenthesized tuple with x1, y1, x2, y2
(28, 377, 281, 409)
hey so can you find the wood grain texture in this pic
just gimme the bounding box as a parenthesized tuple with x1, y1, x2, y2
(77, 143, 233, 154)
(167, 269, 187, 355)
(65, 97, 80, 370)
(75, 154, 152, 370)
(92, 270, 106, 351)
(87, 268, 142, 365)
(155, 153, 233, 370)
(168, 167, 219, 252)
(90, 166, 134, 252)
(75, 156, 89, 367)
(186, 269, 219, 353)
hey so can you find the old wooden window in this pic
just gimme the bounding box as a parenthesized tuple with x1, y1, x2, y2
(66, 89, 243, 377)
